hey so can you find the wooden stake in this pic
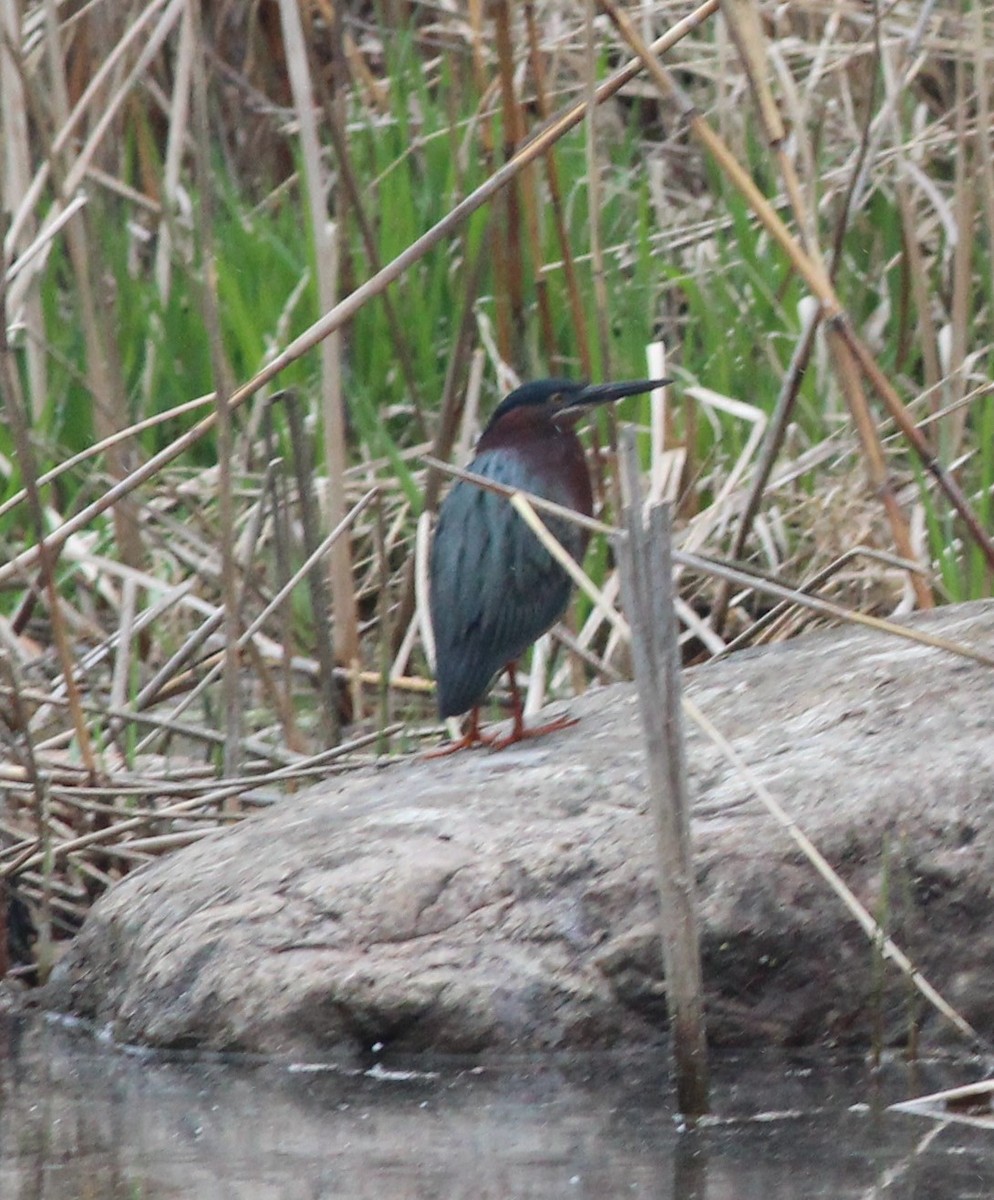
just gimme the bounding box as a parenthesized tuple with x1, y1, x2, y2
(614, 432, 709, 1120)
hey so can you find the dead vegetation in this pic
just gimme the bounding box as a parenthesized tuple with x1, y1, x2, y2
(0, 0, 992, 977)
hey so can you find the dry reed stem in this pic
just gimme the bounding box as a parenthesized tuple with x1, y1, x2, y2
(0, 7, 717, 597)
(826, 323, 931, 607)
(0, 293, 98, 781)
(646, 344, 669, 505)
(974, 6, 994, 375)
(0, 718, 401, 885)
(278, 0, 358, 673)
(944, 31, 973, 458)
(584, 0, 613, 379)
(284, 394, 341, 747)
(551, 570, 624, 694)
(108, 576, 137, 741)
(2, 0, 46, 417)
(524, 0, 591, 375)
(718, 547, 920, 653)
(677, 387, 767, 556)
(493, 0, 527, 365)
(139, 0, 194, 431)
(132, 488, 377, 755)
(510, 493, 631, 639)
(37, 10, 149, 576)
(425, 454, 994, 670)
(710, 300, 821, 632)
(0, 392, 216, 525)
(890, 1078, 994, 1124)
(5, 0, 178, 253)
(318, 59, 428, 439)
(189, 0, 240, 777)
(601, 0, 994, 582)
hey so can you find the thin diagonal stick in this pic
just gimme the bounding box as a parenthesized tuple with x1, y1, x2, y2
(425, 456, 994, 670)
(685, 696, 982, 1048)
(134, 488, 377, 753)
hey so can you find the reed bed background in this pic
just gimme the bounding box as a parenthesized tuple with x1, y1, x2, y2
(0, 0, 991, 979)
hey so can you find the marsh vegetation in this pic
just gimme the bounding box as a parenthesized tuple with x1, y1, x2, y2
(0, 1, 991, 973)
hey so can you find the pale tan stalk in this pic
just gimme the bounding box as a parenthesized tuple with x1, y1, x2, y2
(277, 0, 358, 674)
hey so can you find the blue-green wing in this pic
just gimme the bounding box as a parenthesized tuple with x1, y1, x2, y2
(429, 452, 579, 718)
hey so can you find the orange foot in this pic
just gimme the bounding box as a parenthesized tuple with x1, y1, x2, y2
(426, 662, 580, 757)
(423, 707, 496, 758)
(424, 709, 579, 757)
(487, 711, 579, 750)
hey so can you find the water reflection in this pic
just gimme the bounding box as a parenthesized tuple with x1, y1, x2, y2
(0, 1013, 992, 1198)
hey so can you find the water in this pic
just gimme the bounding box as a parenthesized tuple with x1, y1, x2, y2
(1, 1012, 992, 1198)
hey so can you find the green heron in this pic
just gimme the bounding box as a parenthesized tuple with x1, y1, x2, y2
(429, 376, 666, 752)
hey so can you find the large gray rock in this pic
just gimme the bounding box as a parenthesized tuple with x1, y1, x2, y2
(46, 601, 994, 1059)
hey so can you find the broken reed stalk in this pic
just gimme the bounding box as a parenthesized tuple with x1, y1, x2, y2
(614, 432, 709, 1120)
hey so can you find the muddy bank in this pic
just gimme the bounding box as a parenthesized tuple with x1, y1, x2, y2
(45, 601, 994, 1059)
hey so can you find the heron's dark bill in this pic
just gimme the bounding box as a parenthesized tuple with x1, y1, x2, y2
(560, 377, 670, 412)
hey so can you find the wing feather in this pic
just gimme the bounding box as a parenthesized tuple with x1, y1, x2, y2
(429, 451, 580, 717)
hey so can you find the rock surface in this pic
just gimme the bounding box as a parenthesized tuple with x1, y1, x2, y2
(46, 601, 994, 1060)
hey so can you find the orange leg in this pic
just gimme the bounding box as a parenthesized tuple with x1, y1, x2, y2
(487, 662, 579, 750)
(423, 705, 497, 758)
(426, 663, 579, 757)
